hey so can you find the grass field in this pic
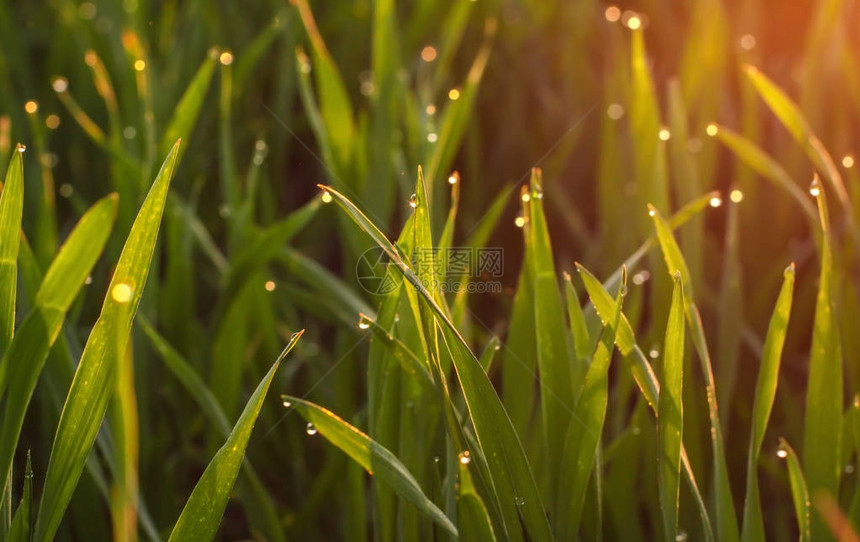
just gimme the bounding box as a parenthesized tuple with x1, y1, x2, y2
(0, 0, 859, 540)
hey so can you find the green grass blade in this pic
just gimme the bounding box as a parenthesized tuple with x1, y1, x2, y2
(556, 270, 624, 538)
(649, 204, 738, 542)
(741, 264, 795, 542)
(779, 438, 811, 542)
(321, 184, 553, 541)
(168, 332, 302, 542)
(458, 459, 496, 541)
(527, 169, 574, 509)
(713, 126, 817, 225)
(281, 395, 457, 538)
(658, 273, 685, 542)
(0, 194, 118, 499)
(0, 145, 24, 356)
(803, 178, 843, 540)
(33, 142, 180, 542)
(6, 452, 31, 542)
(563, 271, 591, 363)
(159, 50, 218, 162)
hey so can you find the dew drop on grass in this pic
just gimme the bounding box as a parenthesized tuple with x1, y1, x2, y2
(648, 209, 656, 217)
(358, 315, 372, 330)
(321, 191, 333, 203)
(776, 445, 788, 459)
(409, 193, 419, 209)
(459, 451, 471, 465)
(649, 348, 659, 359)
(17, 144, 26, 153)
(514, 216, 526, 228)
(521, 192, 531, 202)
(619, 284, 628, 297)
(448, 173, 458, 185)
(709, 195, 722, 208)
(52, 77, 69, 93)
(675, 531, 688, 542)
(306, 423, 318, 436)
(111, 283, 133, 303)
(809, 178, 821, 197)
(514, 496, 525, 506)
(632, 270, 650, 285)
(282, 400, 291, 408)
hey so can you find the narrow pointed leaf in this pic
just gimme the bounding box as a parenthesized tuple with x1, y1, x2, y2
(0, 145, 24, 356)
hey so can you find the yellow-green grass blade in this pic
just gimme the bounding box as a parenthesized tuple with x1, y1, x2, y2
(658, 273, 685, 542)
(527, 169, 574, 510)
(458, 459, 496, 541)
(649, 204, 738, 542)
(556, 270, 624, 538)
(33, 142, 180, 542)
(0, 194, 118, 501)
(159, 49, 218, 163)
(803, 178, 843, 540)
(779, 438, 811, 542)
(282, 395, 457, 538)
(0, 145, 24, 356)
(712, 125, 817, 226)
(577, 263, 714, 541)
(741, 264, 795, 542)
(6, 452, 31, 542)
(743, 65, 859, 248)
(167, 332, 302, 542)
(320, 184, 552, 541)
(138, 317, 287, 542)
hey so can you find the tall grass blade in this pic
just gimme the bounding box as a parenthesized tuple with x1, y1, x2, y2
(168, 332, 302, 542)
(458, 460, 496, 541)
(658, 273, 685, 542)
(0, 145, 24, 356)
(741, 264, 795, 542)
(6, 452, 31, 542)
(33, 142, 180, 542)
(779, 438, 811, 542)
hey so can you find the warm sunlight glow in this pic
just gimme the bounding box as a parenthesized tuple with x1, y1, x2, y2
(24, 101, 38, 114)
(448, 88, 461, 101)
(604, 6, 620, 22)
(626, 15, 641, 30)
(706, 123, 719, 136)
(842, 154, 854, 168)
(709, 196, 723, 208)
(265, 280, 276, 291)
(111, 283, 133, 303)
(134, 59, 146, 71)
(730, 189, 744, 203)
(421, 46, 437, 62)
(219, 51, 234, 65)
(658, 127, 671, 141)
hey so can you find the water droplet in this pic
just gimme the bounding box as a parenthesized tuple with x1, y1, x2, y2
(776, 446, 788, 459)
(514, 496, 525, 506)
(425, 104, 436, 115)
(809, 178, 821, 197)
(24, 101, 38, 114)
(85, 275, 93, 285)
(300, 61, 312, 74)
(426, 132, 438, 143)
(306, 423, 318, 436)
(409, 194, 419, 209)
(604, 6, 620, 22)
(739, 34, 756, 51)
(649, 348, 659, 359)
(673, 270, 682, 281)
(123, 126, 136, 139)
(282, 400, 292, 408)
(264, 280, 276, 292)
(17, 144, 26, 153)
(514, 216, 527, 228)
(675, 531, 688, 542)
(448, 88, 461, 101)
(658, 127, 671, 141)
(648, 209, 656, 217)
(421, 46, 437, 62)
(134, 59, 146, 72)
(59, 184, 73, 198)
(219, 51, 234, 66)
(358, 315, 372, 330)
(433, 456, 440, 463)
(706, 123, 719, 137)
(843, 155, 855, 169)
(45, 115, 61, 129)
(448, 173, 458, 185)
(521, 192, 531, 202)
(709, 196, 722, 208)
(846, 464, 855, 474)
(619, 284, 628, 297)
(321, 191, 333, 203)
(459, 451, 471, 465)
(111, 283, 133, 303)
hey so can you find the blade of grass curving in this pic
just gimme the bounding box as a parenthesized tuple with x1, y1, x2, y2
(803, 177, 842, 540)
(0, 145, 24, 357)
(33, 142, 180, 542)
(779, 438, 811, 542)
(741, 264, 795, 542)
(649, 204, 738, 542)
(478, 336, 500, 373)
(168, 332, 302, 542)
(458, 459, 496, 541)
(282, 395, 457, 537)
(321, 184, 552, 541)
(713, 126, 817, 226)
(556, 270, 624, 539)
(0, 194, 118, 500)
(563, 271, 591, 364)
